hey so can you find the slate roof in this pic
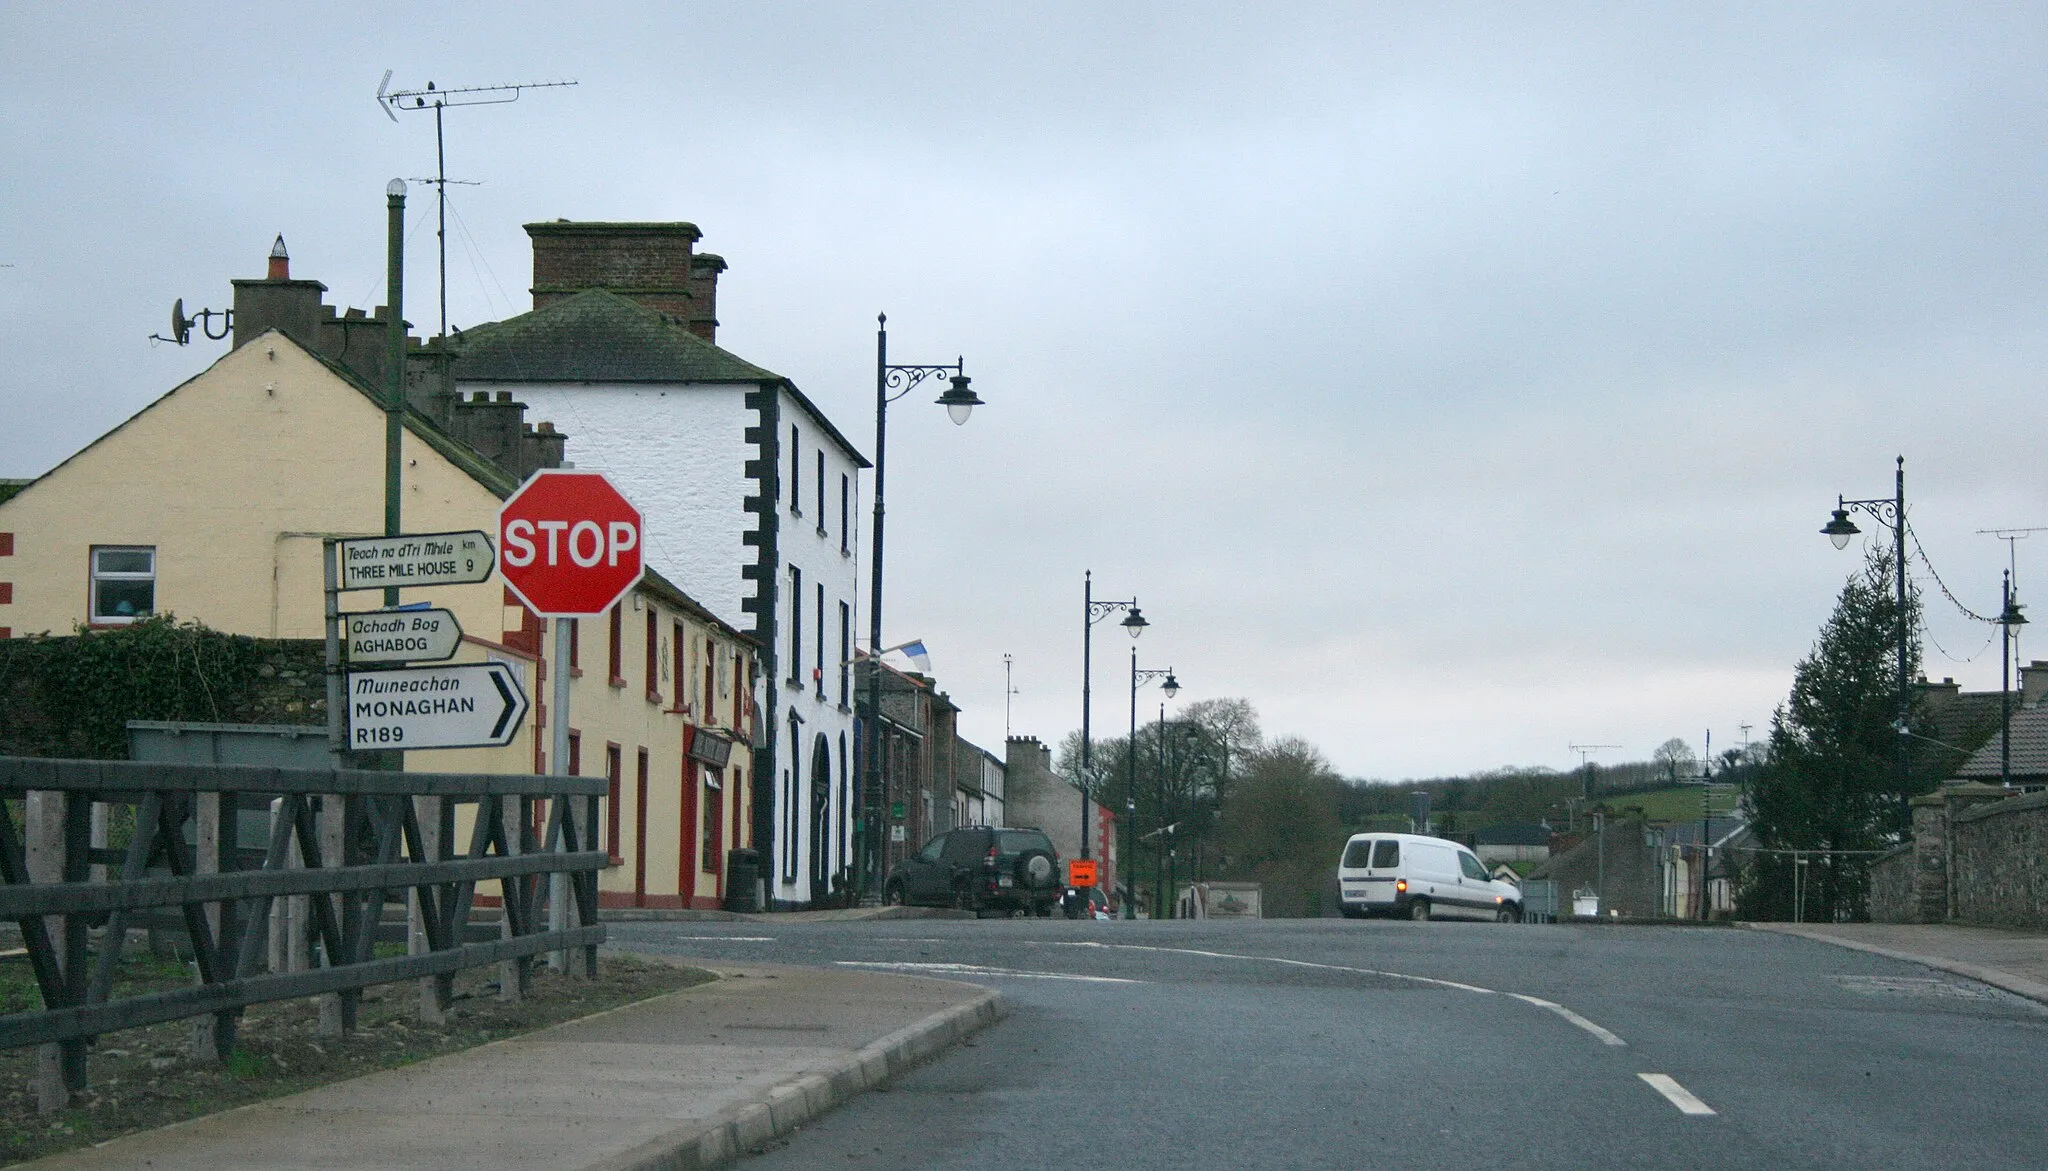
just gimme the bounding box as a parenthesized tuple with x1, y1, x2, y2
(452, 290, 781, 384)
(448, 289, 869, 466)
(1952, 702, 2048, 780)
(1474, 822, 1552, 847)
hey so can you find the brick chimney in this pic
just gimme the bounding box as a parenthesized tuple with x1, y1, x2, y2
(231, 235, 328, 350)
(525, 220, 724, 342)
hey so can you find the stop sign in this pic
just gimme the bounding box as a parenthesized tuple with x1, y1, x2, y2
(498, 470, 644, 617)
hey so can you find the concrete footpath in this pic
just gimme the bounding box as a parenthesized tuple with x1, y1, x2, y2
(23, 962, 1003, 1171)
(1753, 922, 2048, 1005)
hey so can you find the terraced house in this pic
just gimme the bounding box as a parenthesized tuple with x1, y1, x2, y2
(0, 241, 758, 912)
(450, 221, 869, 909)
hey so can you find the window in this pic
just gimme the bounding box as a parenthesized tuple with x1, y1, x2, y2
(90, 546, 155, 624)
(789, 425, 801, 515)
(816, 451, 826, 535)
(703, 646, 717, 727)
(671, 622, 687, 712)
(635, 749, 650, 898)
(787, 566, 803, 684)
(1459, 851, 1489, 881)
(1371, 840, 1400, 869)
(838, 602, 851, 707)
(1341, 839, 1373, 869)
(607, 604, 624, 687)
(606, 743, 623, 863)
(567, 731, 581, 775)
(568, 618, 581, 674)
(645, 608, 661, 703)
(702, 768, 723, 874)
(815, 582, 826, 699)
(917, 834, 946, 864)
(840, 475, 850, 554)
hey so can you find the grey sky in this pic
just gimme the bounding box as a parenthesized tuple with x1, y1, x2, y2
(5, 4, 2045, 778)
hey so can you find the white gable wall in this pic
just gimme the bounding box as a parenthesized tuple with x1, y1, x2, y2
(474, 382, 754, 626)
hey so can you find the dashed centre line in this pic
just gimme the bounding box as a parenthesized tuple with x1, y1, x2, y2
(1639, 1073, 1717, 1115)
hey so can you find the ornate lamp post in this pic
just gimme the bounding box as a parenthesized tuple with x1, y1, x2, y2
(1127, 653, 1178, 918)
(857, 314, 983, 902)
(2000, 571, 2028, 787)
(1820, 455, 1912, 789)
(1080, 572, 1146, 868)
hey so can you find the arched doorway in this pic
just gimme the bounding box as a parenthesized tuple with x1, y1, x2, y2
(808, 731, 834, 905)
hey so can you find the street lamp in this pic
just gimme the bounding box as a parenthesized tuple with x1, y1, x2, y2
(1080, 572, 1145, 866)
(1821, 456, 1912, 790)
(858, 313, 982, 903)
(2000, 570, 2028, 787)
(1127, 652, 1178, 918)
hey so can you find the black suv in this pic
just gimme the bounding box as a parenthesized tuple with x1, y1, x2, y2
(885, 826, 1062, 916)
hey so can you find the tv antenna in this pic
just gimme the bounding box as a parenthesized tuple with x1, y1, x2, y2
(1003, 653, 1020, 741)
(377, 71, 578, 337)
(1979, 527, 2048, 585)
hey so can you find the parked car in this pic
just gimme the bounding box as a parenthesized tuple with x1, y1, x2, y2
(885, 826, 1063, 916)
(1061, 883, 1112, 919)
(1335, 832, 1522, 921)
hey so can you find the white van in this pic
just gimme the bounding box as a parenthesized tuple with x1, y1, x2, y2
(1336, 832, 1522, 922)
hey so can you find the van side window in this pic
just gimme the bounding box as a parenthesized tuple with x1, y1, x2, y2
(1371, 840, 1400, 869)
(1341, 840, 1373, 868)
(1459, 852, 1489, 881)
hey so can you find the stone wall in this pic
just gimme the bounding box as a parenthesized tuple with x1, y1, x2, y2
(1867, 844, 1914, 923)
(1951, 790, 2048, 930)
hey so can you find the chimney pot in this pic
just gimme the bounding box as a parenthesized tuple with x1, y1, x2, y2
(267, 235, 290, 280)
(496, 391, 512, 403)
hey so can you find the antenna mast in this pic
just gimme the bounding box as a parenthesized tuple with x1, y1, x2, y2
(377, 71, 578, 337)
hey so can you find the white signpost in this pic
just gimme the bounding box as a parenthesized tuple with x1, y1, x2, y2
(338, 530, 494, 591)
(344, 660, 529, 750)
(342, 608, 463, 664)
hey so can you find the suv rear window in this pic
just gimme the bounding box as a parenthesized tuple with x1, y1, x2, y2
(997, 830, 1053, 855)
(1371, 840, 1400, 869)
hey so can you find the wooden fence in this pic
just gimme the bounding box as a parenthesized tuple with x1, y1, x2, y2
(0, 756, 606, 1107)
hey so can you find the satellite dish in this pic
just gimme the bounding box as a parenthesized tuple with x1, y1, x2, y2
(170, 298, 192, 346)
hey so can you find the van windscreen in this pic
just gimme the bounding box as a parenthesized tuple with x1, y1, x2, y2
(1371, 840, 1400, 869)
(1341, 840, 1373, 868)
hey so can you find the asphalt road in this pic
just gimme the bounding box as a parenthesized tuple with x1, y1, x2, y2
(607, 918, 2048, 1170)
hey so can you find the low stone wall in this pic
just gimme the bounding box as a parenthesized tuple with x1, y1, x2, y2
(1951, 790, 2048, 930)
(1867, 844, 1914, 923)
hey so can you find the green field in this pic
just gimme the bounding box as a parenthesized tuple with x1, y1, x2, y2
(1592, 784, 1740, 823)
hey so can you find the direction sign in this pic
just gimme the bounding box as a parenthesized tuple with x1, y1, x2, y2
(498, 470, 643, 617)
(339, 530, 495, 592)
(345, 661, 529, 750)
(342, 608, 464, 664)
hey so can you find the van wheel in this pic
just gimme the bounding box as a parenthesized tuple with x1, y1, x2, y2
(1496, 905, 1521, 924)
(1407, 899, 1431, 922)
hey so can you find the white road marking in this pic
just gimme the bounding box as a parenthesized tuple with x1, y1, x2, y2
(1507, 993, 1629, 1047)
(662, 936, 776, 942)
(1639, 1073, 1717, 1115)
(1032, 940, 1626, 1047)
(835, 960, 1141, 984)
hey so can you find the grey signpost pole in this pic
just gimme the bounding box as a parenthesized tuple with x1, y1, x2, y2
(549, 617, 573, 971)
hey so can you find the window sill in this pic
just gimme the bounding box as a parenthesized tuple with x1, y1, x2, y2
(646, 691, 664, 705)
(570, 668, 585, 679)
(609, 676, 628, 690)
(816, 525, 828, 538)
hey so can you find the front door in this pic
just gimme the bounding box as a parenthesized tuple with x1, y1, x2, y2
(808, 732, 833, 905)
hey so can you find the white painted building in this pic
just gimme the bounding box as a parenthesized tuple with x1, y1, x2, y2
(451, 222, 868, 909)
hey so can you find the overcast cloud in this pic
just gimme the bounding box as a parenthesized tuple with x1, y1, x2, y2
(4, 3, 2045, 779)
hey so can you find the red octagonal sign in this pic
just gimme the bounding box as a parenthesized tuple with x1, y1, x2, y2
(498, 470, 644, 618)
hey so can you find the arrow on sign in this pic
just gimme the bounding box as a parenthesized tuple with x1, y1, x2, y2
(342, 608, 464, 664)
(338, 530, 495, 592)
(345, 661, 529, 751)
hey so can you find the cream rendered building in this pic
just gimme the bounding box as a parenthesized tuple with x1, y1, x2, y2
(0, 326, 754, 910)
